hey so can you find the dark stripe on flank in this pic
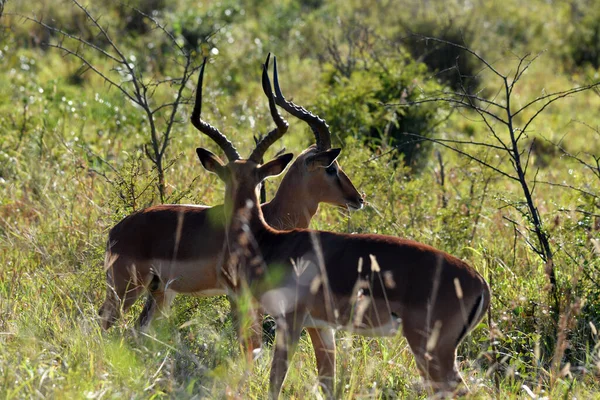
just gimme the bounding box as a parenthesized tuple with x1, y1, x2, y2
(456, 291, 484, 346)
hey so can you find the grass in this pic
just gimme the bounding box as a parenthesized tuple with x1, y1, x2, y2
(1, 0, 600, 398)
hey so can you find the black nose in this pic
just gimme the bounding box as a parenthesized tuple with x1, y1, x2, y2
(359, 197, 364, 203)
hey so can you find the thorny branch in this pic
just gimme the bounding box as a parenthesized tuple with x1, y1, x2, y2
(388, 35, 600, 320)
(25, 0, 205, 202)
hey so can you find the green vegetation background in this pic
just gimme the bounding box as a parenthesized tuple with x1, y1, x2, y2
(1, 0, 599, 398)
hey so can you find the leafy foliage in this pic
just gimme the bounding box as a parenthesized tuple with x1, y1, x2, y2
(317, 50, 449, 170)
(1, 0, 600, 399)
(564, 0, 600, 69)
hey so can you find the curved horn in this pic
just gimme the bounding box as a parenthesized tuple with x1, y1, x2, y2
(249, 53, 289, 163)
(191, 58, 241, 161)
(272, 56, 331, 150)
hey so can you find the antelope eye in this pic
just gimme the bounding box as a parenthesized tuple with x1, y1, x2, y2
(325, 165, 337, 175)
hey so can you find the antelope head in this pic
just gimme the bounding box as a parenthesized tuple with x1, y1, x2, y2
(191, 56, 293, 220)
(268, 56, 364, 212)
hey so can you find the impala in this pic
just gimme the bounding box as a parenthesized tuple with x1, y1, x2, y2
(195, 59, 491, 398)
(97, 54, 364, 371)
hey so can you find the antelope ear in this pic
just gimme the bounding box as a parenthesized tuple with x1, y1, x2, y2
(196, 148, 228, 181)
(306, 148, 341, 169)
(258, 153, 294, 181)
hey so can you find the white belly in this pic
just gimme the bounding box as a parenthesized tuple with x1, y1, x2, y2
(304, 314, 402, 337)
(190, 289, 227, 297)
(148, 258, 221, 294)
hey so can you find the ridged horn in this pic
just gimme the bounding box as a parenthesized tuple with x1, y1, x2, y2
(191, 57, 241, 161)
(272, 56, 331, 150)
(248, 53, 290, 163)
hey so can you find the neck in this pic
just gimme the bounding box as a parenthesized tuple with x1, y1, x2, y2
(223, 189, 275, 289)
(262, 169, 318, 230)
(229, 190, 272, 239)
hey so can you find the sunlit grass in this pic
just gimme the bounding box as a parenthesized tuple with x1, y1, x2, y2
(1, 0, 600, 398)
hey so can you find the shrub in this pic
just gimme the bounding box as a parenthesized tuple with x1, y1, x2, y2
(564, 0, 600, 69)
(401, 20, 481, 93)
(316, 50, 449, 171)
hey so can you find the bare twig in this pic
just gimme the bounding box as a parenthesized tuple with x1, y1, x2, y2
(388, 39, 600, 321)
(25, 0, 205, 202)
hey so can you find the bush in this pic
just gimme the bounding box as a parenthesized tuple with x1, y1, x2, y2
(564, 0, 600, 69)
(118, 0, 167, 35)
(316, 50, 449, 171)
(401, 20, 481, 93)
(168, 1, 244, 53)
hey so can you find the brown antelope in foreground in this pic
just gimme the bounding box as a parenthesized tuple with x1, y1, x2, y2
(98, 54, 363, 362)
(195, 59, 491, 398)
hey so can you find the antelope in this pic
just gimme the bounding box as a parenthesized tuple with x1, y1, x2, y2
(195, 58, 491, 398)
(97, 54, 364, 367)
